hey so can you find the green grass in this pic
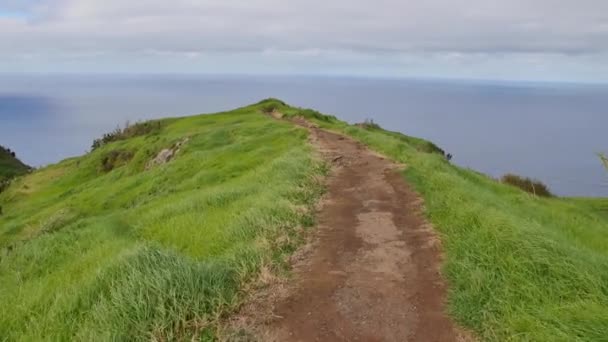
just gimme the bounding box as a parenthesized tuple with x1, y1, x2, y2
(262, 98, 608, 341)
(0, 103, 326, 340)
(3, 98, 607, 341)
(568, 197, 608, 220)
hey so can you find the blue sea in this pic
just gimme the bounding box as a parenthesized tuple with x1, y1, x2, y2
(1, 74, 607, 197)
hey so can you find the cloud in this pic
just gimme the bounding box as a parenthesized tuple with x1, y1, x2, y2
(1, 0, 607, 80)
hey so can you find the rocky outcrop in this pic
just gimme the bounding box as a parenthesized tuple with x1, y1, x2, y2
(145, 137, 189, 170)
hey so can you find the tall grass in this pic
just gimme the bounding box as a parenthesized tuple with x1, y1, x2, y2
(277, 100, 608, 341)
(4, 99, 606, 340)
(0, 105, 325, 340)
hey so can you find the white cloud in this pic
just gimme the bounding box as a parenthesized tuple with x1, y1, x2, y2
(1, 0, 607, 81)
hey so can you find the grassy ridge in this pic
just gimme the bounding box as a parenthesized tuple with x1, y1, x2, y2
(0, 103, 325, 340)
(3, 99, 607, 341)
(263, 99, 608, 341)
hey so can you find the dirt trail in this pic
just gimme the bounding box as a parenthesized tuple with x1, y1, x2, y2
(235, 120, 462, 341)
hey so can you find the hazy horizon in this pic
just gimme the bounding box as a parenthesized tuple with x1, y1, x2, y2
(1, 74, 607, 197)
(2, 72, 608, 87)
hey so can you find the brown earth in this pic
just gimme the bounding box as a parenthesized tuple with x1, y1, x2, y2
(227, 119, 464, 341)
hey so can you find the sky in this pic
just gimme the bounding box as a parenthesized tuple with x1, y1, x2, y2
(1, 0, 608, 82)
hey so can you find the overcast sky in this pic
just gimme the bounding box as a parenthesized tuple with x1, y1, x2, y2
(1, 0, 608, 82)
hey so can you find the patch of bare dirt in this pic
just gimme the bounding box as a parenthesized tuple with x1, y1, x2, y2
(227, 117, 466, 341)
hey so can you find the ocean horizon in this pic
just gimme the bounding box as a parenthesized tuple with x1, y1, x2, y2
(1, 73, 607, 197)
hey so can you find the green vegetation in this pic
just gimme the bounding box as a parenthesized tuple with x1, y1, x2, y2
(91, 120, 163, 151)
(0, 103, 325, 340)
(599, 153, 608, 172)
(99, 149, 135, 172)
(0, 145, 30, 181)
(0, 146, 30, 198)
(2, 98, 607, 341)
(569, 197, 608, 220)
(500, 173, 553, 197)
(260, 98, 608, 341)
(357, 118, 382, 130)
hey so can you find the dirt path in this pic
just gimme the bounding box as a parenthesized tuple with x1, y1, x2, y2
(232, 120, 462, 341)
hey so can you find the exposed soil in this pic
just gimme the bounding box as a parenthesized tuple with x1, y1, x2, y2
(228, 118, 464, 341)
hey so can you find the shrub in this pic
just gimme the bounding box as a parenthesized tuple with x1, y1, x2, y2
(416, 141, 445, 155)
(257, 98, 286, 106)
(296, 109, 338, 123)
(501, 173, 553, 197)
(0, 146, 14, 156)
(599, 153, 608, 172)
(257, 98, 287, 114)
(100, 150, 135, 173)
(92, 121, 162, 151)
(0, 179, 8, 193)
(356, 118, 382, 130)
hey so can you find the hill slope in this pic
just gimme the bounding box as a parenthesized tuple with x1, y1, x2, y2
(0, 102, 325, 340)
(0, 146, 30, 181)
(1, 99, 607, 340)
(267, 100, 608, 341)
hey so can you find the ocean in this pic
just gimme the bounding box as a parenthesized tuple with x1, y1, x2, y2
(0, 74, 606, 197)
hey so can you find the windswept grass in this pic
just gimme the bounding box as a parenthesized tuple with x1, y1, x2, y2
(263, 98, 608, 341)
(0, 104, 326, 340)
(3, 98, 606, 341)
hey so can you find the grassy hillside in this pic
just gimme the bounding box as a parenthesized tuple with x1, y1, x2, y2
(0, 146, 30, 181)
(3, 99, 607, 341)
(0, 103, 325, 340)
(263, 99, 608, 341)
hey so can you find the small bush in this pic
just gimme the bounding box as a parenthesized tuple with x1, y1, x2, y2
(416, 141, 445, 155)
(356, 118, 382, 130)
(0, 179, 9, 194)
(257, 98, 287, 114)
(599, 153, 608, 172)
(296, 109, 337, 123)
(260, 104, 278, 114)
(0, 145, 14, 157)
(92, 121, 162, 151)
(501, 173, 553, 197)
(0, 145, 31, 178)
(257, 98, 286, 106)
(100, 150, 134, 173)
